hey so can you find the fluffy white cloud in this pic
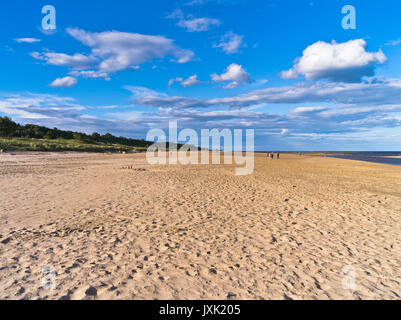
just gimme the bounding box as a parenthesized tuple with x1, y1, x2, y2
(213, 32, 243, 54)
(66, 28, 194, 71)
(14, 38, 41, 43)
(211, 63, 250, 88)
(168, 9, 221, 32)
(49, 76, 78, 88)
(31, 28, 194, 79)
(281, 39, 387, 82)
(181, 75, 202, 87)
(168, 75, 202, 87)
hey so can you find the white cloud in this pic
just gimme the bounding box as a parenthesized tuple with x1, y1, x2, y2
(66, 28, 194, 71)
(125, 86, 168, 100)
(386, 39, 401, 46)
(0, 93, 82, 120)
(252, 78, 268, 86)
(69, 70, 111, 81)
(213, 31, 243, 54)
(291, 106, 327, 115)
(31, 28, 195, 80)
(280, 129, 289, 136)
(168, 75, 202, 87)
(14, 38, 41, 43)
(3, 85, 401, 150)
(133, 78, 401, 110)
(211, 63, 250, 88)
(168, 77, 182, 87)
(178, 17, 221, 32)
(184, 0, 234, 6)
(181, 75, 202, 87)
(185, 0, 207, 5)
(281, 39, 387, 82)
(31, 51, 96, 69)
(168, 9, 221, 32)
(49, 76, 78, 88)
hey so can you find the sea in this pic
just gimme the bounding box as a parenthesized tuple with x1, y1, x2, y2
(317, 152, 401, 166)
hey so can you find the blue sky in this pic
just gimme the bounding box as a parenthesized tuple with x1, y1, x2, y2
(1, 0, 401, 150)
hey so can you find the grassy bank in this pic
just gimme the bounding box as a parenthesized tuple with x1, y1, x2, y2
(0, 137, 147, 153)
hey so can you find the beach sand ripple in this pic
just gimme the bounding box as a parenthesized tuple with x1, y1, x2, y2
(1, 152, 401, 300)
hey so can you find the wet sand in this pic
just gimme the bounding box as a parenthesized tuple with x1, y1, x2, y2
(1, 152, 401, 300)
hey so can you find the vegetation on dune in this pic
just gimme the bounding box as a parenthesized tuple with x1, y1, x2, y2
(0, 116, 17, 137)
(0, 116, 154, 152)
(0, 137, 148, 153)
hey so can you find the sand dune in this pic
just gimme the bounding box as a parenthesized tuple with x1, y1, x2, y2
(1, 152, 401, 300)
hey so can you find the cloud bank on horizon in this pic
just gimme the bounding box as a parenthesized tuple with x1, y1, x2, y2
(2, 0, 401, 150)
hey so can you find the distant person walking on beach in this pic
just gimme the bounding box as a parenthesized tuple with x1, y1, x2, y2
(277, 152, 280, 159)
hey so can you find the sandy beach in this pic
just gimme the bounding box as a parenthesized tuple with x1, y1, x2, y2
(1, 152, 401, 300)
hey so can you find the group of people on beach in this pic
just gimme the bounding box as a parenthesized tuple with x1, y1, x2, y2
(268, 152, 280, 159)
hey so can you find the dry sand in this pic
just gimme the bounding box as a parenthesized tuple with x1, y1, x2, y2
(379, 156, 401, 159)
(1, 152, 401, 300)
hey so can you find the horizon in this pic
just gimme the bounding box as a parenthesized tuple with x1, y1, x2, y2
(1, 1, 401, 151)
(4, 116, 401, 153)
